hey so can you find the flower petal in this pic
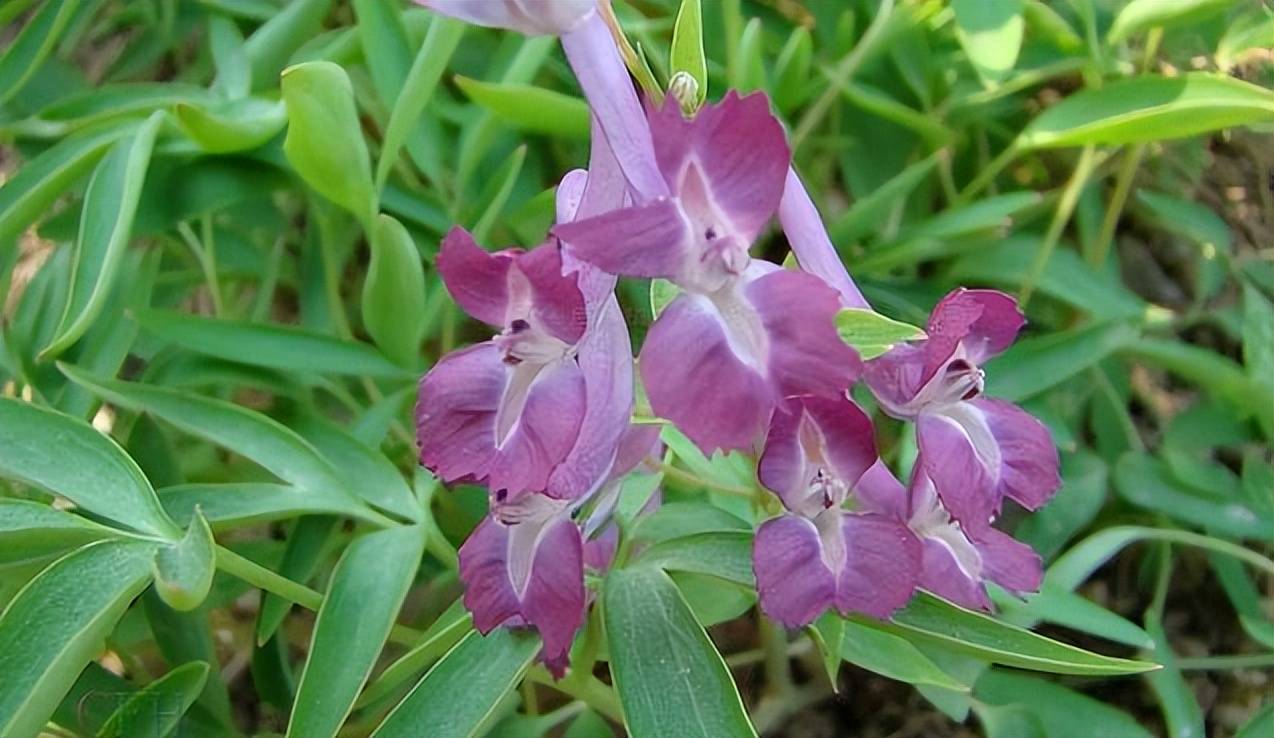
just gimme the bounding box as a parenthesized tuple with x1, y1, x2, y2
(973, 398, 1061, 512)
(640, 293, 772, 454)
(649, 91, 789, 242)
(862, 343, 928, 417)
(745, 267, 862, 398)
(924, 289, 1024, 370)
(436, 227, 512, 327)
(833, 513, 921, 619)
(520, 514, 586, 677)
(801, 395, 878, 488)
(457, 516, 522, 634)
(754, 515, 837, 628)
(416, 342, 504, 484)
(757, 401, 813, 514)
(916, 411, 998, 533)
(779, 167, 869, 309)
(419, 0, 596, 36)
(917, 536, 991, 611)
(487, 358, 587, 498)
(515, 243, 587, 344)
(554, 198, 690, 280)
(854, 461, 909, 519)
(971, 526, 1043, 595)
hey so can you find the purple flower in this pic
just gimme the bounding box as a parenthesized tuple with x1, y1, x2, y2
(556, 93, 860, 453)
(778, 167, 870, 309)
(863, 289, 1061, 534)
(856, 462, 1043, 611)
(416, 0, 596, 36)
(752, 395, 920, 629)
(415, 229, 588, 500)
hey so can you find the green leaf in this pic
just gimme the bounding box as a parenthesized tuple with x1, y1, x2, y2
(0, 499, 115, 564)
(995, 586, 1153, 649)
(1107, 0, 1232, 45)
(808, 612, 845, 686)
(0, 540, 157, 738)
(244, 0, 332, 91)
(135, 310, 411, 379)
(772, 27, 813, 114)
(841, 620, 971, 691)
(372, 629, 540, 738)
(1210, 553, 1274, 649)
(289, 525, 424, 738)
(1236, 702, 1274, 738)
(160, 483, 374, 529)
(0, 122, 131, 243)
(454, 76, 590, 140)
(357, 601, 473, 710)
(1016, 451, 1108, 561)
(257, 516, 341, 644)
(0, 398, 177, 537)
(1019, 73, 1274, 149)
(976, 669, 1153, 738)
(152, 510, 216, 611)
(835, 308, 926, 359)
(363, 214, 427, 368)
(98, 661, 209, 738)
(604, 566, 757, 738)
(1144, 619, 1205, 738)
(0, 0, 81, 106)
(987, 321, 1139, 402)
(292, 415, 420, 522)
(859, 592, 1159, 675)
(174, 97, 287, 153)
(41, 111, 162, 360)
(470, 144, 527, 243)
(1022, 1, 1083, 51)
(669, 0, 707, 112)
(632, 501, 750, 544)
(374, 16, 464, 190)
(952, 0, 1024, 87)
(828, 152, 941, 244)
(1123, 338, 1274, 437)
(1113, 452, 1273, 539)
(209, 13, 250, 98)
(638, 531, 755, 587)
(281, 61, 377, 226)
(1243, 283, 1274, 389)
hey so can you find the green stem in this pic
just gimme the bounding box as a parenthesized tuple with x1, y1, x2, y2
(659, 463, 754, 498)
(199, 213, 224, 317)
(1020, 144, 1099, 308)
(1089, 143, 1145, 267)
(1176, 653, 1274, 671)
(527, 671, 624, 724)
(957, 141, 1020, 204)
(760, 614, 795, 700)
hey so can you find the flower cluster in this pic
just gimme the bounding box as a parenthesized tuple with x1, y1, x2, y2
(414, 0, 1061, 674)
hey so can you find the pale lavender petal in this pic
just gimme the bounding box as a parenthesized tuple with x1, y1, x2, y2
(556, 169, 588, 225)
(416, 342, 503, 483)
(436, 227, 512, 327)
(801, 395, 878, 488)
(745, 267, 861, 398)
(560, 13, 668, 201)
(754, 515, 837, 629)
(515, 244, 587, 344)
(521, 515, 586, 677)
(779, 167, 869, 309)
(560, 117, 626, 310)
(834, 513, 921, 618)
(649, 91, 789, 242)
(487, 359, 587, 498)
(918, 536, 991, 611)
(971, 527, 1043, 595)
(547, 297, 634, 499)
(916, 411, 997, 533)
(457, 516, 522, 634)
(854, 461, 909, 519)
(553, 199, 689, 279)
(418, 0, 595, 36)
(757, 401, 811, 514)
(973, 398, 1061, 512)
(640, 294, 772, 454)
(612, 424, 663, 478)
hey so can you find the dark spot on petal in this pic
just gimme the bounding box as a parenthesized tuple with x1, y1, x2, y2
(962, 386, 981, 401)
(946, 359, 973, 375)
(704, 227, 717, 240)
(503, 354, 523, 366)
(510, 319, 530, 333)
(495, 489, 508, 502)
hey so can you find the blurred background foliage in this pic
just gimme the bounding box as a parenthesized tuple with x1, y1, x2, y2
(1, 0, 1273, 737)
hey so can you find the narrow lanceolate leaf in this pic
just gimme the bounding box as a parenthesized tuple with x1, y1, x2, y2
(638, 531, 755, 587)
(152, 511, 216, 611)
(41, 111, 162, 360)
(256, 516, 342, 644)
(281, 61, 377, 225)
(986, 321, 1139, 402)
(1019, 73, 1274, 149)
(0, 398, 178, 538)
(0, 500, 116, 565)
(174, 97, 287, 153)
(1107, 0, 1231, 45)
(98, 661, 209, 738)
(454, 77, 590, 140)
(160, 483, 374, 530)
(977, 669, 1153, 738)
(289, 525, 424, 738)
(952, 0, 1024, 87)
(293, 415, 420, 522)
(857, 592, 1159, 676)
(604, 567, 757, 738)
(836, 308, 926, 360)
(362, 214, 427, 369)
(357, 601, 473, 709)
(244, 0, 332, 91)
(669, 0, 707, 111)
(840, 620, 970, 691)
(134, 310, 412, 379)
(372, 629, 540, 738)
(209, 13, 250, 98)
(0, 540, 157, 738)
(0, 0, 81, 106)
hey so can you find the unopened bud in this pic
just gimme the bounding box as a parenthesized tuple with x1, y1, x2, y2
(668, 71, 701, 116)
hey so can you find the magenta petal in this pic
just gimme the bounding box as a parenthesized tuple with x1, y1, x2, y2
(778, 167, 869, 309)
(924, 289, 1024, 369)
(487, 359, 587, 498)
(560, 13, 668, 201)
(583, 522, 619, 572)
(554, 198, 689, 280)
(757, 402, 809, 513)
(419, 0, 595, 35)
(436, 227, 512, 327)
(862, 344, 927, 416)
(916, 411, 997, 533)
(918, 537, 991, 611)
(754, 515, 837, 629)
(745, 268, 862, 398)
(457, 516, 523, 634)
(854, 461, 909, 519)
(520, 515, 586, 677)
(801, 395, 878, 487)
(416, 343, 503, 484)
(972, 526, 1043, 595)
(547, 297, 635, 499)
(834, 513, 921, 619)
(515, 244, 587, 344)
(650, 91, 789, 241)
(640, 294, 772, 454)
(974, 398, 1061, 512)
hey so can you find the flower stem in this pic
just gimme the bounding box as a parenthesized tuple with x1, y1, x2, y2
(1020, 144, 1099, 308)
